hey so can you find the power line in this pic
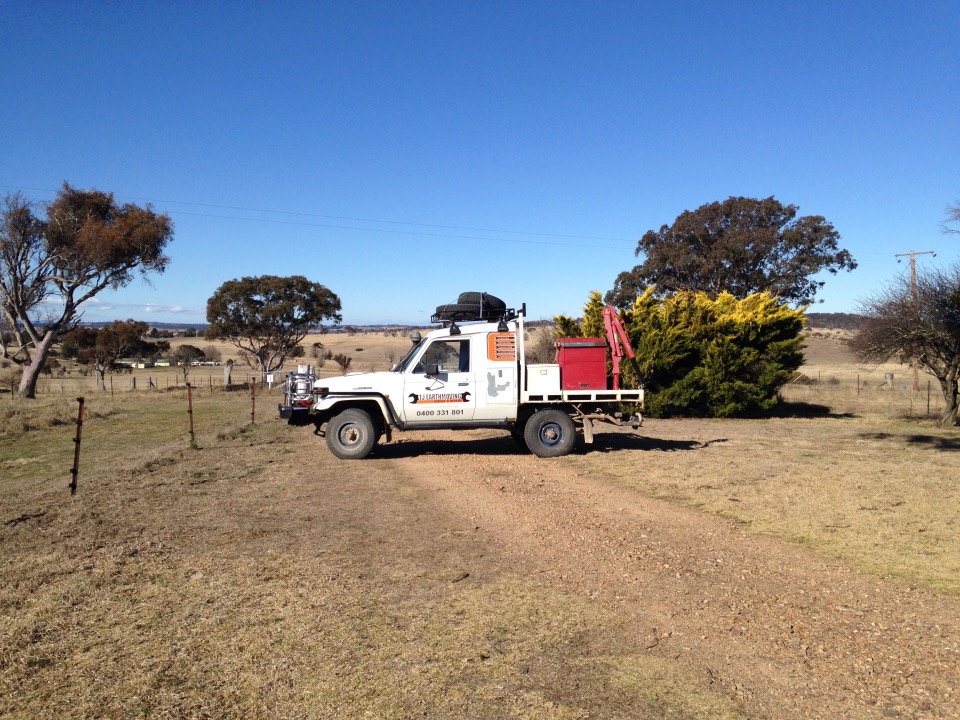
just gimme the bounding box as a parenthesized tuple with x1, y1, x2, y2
(1, 183, 636, 248)
(167, 209, 633, 249)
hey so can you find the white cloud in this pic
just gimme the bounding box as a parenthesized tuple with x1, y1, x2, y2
(144, 304, 191, 314)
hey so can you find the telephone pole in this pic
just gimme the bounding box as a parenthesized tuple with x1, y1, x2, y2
(895, 250, 936, 391)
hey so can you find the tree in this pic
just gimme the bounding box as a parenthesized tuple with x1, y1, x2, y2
(170, 344, 204, 384)
(606, 196, 856, 309)
(62, 319, 154, 390)
(943, 200, 960, 235)
(850, 262, 960, 427)
(0, 185, 173, 398)
(0, 193, 48, 365)
(205, 275, 342, 374)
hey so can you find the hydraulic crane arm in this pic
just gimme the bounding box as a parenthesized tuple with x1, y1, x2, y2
(602, 305, 643, 390)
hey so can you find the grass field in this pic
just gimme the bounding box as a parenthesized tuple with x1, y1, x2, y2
(2, 330, 957, 718)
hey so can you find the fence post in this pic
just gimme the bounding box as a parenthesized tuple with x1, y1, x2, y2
(70, 397, 85, 495)
(251, 380, 256, 425)
(187, 383, 197, 449)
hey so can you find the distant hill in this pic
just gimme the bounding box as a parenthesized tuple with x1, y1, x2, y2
(805, 312, 863, 331)
(78, 321, 211, 331)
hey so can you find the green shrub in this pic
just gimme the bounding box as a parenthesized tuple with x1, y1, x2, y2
(557, 289, 806, 418)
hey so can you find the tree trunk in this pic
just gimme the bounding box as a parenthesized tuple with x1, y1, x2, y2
(938, 371, 959, 427)
(17, 333, 56, 399)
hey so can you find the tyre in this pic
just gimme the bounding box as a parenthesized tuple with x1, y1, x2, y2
(524, 408, 576, 458)
(433, 303, 477, 321)
(434, 293, 508, 322)
(457, 292, 506, 310)
(326, 409, 377, 459)
(509, 417, 528, 446)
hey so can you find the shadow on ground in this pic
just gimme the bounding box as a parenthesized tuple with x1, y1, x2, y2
(767, 401, 857, 419)
(590, 433, 727, 453)
(367, 432, 727, 458)
(859, 432, 960, 452)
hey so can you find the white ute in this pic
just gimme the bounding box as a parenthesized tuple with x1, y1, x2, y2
(279, 293, 644, 459)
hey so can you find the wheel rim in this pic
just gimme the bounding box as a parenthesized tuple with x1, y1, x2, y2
(538, 422, 564, 447)
(338, 423, 362, 447)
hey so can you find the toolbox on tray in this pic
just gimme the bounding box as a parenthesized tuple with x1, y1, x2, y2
(555, 338, 608, 390)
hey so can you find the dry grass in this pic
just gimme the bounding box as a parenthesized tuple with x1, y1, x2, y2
(0, 390, 748, 719)
(569, 336, 960, 595)
(575, 413, 960, 595)
(2, 332, 958, 718)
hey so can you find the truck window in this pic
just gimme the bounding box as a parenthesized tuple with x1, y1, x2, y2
(413, 339, 470, 374)
(393, 342, 421, 372)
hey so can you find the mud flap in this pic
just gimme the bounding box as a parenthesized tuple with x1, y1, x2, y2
(582, 416, 594, 444)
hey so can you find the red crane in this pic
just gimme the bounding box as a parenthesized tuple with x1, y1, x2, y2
(602, 305, 642, 390)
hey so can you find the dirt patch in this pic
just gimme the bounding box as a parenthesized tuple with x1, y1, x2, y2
(372, 428, 959, 719)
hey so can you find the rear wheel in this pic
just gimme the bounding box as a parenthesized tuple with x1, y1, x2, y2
(524, 408, 576, 458)
(326, 409, 377, 459)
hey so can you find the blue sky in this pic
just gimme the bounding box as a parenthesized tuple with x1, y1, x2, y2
(2, 1, 958, 325)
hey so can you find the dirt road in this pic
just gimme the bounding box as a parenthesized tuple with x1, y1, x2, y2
(316, 428, 960, 719)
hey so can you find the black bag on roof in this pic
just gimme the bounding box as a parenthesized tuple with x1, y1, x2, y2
(432, 292, 507, 322)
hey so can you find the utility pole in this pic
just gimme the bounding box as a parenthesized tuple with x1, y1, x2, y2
(895, 250, 936, 391)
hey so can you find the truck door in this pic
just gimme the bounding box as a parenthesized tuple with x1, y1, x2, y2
(474, 331, 518, 420)
(402, 338, 476, 423)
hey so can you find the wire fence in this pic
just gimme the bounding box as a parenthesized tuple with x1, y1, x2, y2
(781, 374, 946, 420)
(2, 370, 284, 399)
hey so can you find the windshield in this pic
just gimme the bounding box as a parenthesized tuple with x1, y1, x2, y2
(392, 342, 423, 373)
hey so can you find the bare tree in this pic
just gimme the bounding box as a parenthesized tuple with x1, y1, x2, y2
(850, 262, 960, 426)
(942, 200, 960, 235)
(0, 194, 49, 365)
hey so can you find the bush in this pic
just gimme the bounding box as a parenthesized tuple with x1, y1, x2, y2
(333, 353, 352, 374)
(557, 289, 805, 418)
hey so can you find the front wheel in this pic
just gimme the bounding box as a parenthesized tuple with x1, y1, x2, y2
(524, 408, 576, 458)
(326, 409, 377, 459)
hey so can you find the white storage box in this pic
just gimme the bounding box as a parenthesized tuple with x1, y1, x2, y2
(526, 364, 560, 395)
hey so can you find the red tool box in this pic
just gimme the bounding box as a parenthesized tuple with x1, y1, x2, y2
(555, 338, 607, 390)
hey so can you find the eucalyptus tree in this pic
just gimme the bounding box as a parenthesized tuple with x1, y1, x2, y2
(607, 196, 856, 309)
(0, 185, 173, 398)
(205, 275, 342, 374)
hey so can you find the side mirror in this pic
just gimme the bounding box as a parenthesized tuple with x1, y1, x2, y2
(425, 363, 440, 376)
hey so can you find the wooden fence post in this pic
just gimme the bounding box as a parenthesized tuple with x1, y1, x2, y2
(251, 379, 256, 425)
(187, 383, 197, 449)
(70, 397, 85, 495)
